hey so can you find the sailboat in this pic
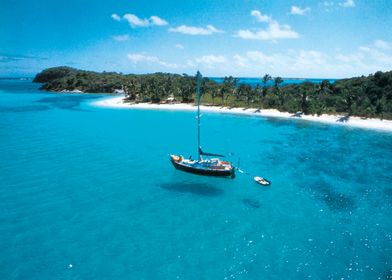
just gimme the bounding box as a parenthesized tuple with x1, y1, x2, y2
(170, 71, 235, 178)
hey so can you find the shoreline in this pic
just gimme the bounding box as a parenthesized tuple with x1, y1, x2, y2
(92, 96, 392, 132)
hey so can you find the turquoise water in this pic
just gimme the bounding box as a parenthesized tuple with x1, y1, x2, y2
(1, 80, 391, 279)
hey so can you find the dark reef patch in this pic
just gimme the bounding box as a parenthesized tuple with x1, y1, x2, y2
(36, 95, 97, 111)
(319, 190, 356, 211)
(384, 188, 392, 206)
(384, 188, 392, 197)
(301, 178, 357, 211)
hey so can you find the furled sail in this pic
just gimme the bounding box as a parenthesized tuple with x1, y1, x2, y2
(199, 147, 224, 157)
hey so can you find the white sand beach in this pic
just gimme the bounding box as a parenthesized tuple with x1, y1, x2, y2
(92, 96, 392, 132)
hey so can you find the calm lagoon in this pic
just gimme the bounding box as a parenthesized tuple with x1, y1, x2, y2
(0, 80, 391, 279)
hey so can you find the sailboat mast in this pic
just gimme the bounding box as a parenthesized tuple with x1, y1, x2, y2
(197, 71, 201, 161)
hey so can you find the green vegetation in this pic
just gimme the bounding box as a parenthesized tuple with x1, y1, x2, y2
(34, 67, 392, 119)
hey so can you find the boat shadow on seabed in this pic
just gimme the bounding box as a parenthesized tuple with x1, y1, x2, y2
(159, 182, 224, 197)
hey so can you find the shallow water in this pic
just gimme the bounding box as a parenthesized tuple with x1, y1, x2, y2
(0, 80, 391, 279)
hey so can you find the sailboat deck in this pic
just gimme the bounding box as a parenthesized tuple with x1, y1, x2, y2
(170, 155, 234, 177)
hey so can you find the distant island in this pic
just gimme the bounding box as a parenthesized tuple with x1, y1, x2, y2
(34, 67, 392, 120)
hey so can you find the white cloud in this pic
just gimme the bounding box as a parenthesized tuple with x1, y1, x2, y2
(226, 45, 392, 78)
(340, 0, 355, 8)
(235, 30, 257, 40)
(149, 16, 168, 26)
(123, 14, 149, 27)
(359, 46, 371, 52)
(323, 1, 335, 7)
(251, 10, 273, 23)
(234, 51, 282, 69)
(124, 40, 391, 77)
(186, 55, 229, 69)
(169, 25, 223, 35)
(175, 44, 184, 49)
(158, 61, 179, 68)
(229, 50, 328, 76)
(296, 50, 326, 66)
(128, 53, 159, 63)
(236, 22, 299, 41)
(374, 40, 391, 50)
(328, 44, 392, 75)
(237, 10, 299, 41)
(185, 59, 196, 68)
(111, 13, 121, 21)
(233, 54, 250, 68)
(195, 55, 227, 65)
(290, 6, 311, 15)
(127, 53, 178, 68)
(322, 1, 335, 12)
(336, 53, 363, 63)
(358, 45, 392, 65)
(121, 13, 168, 27)
(246, 51, 275, 64)
(323, 1, 355, 11)
(112, 34, 130, 42)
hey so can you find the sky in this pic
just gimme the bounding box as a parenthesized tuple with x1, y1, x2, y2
(1, 0, 392, 78)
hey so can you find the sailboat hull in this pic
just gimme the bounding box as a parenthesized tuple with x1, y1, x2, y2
(170, 157, 235, 178)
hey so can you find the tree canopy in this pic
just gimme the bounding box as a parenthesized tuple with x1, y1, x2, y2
(34, 67, 392, 119)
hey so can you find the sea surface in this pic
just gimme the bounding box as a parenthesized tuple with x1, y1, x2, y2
(0, 79, 391, 279)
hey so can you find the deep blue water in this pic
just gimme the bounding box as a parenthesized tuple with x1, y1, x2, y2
(0, 80, 391, 279)
(209, 77, 337, 87)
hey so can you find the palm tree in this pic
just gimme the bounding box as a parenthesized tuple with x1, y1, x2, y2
(124, 78, 141, 101)
(273, 76, 283, 89)
(258, 74, 272, 109)
(343, 87, 357, 116)
(274, 76, 284, 106)
(219, 86, 227, 106)
(178, 77, 195, 103)
(300, 89, 309, 114)
(163, 77, 173, 98)
(219, 76, 238, 106)
(254, 84, 262, 109)
(147, 77, 160, 103)
(210, 84, 220, 105)
(139, 78, 149, 102)
(262, 74, 272, 97)
(236, 83, 247, 102)
(238, 84, 253, 106)
(317, 80, 332, 96)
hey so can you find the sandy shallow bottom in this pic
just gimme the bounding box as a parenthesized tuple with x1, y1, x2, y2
(92, 96, 392, 132)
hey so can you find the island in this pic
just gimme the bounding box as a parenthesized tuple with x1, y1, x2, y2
(34, 66, 392, 120)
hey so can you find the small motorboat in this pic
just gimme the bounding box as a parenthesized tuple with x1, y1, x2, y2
(254, 176, 271, 186)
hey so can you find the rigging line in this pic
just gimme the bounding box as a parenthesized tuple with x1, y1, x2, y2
(197, 71, 201, 160)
